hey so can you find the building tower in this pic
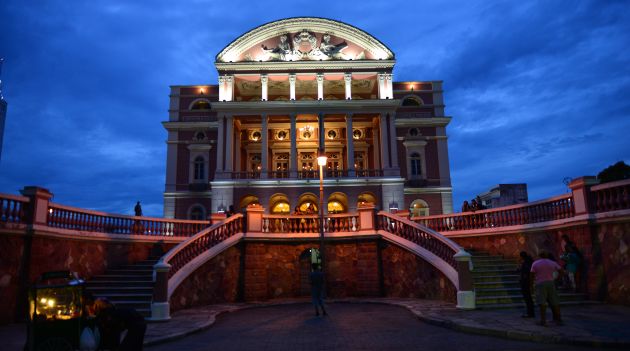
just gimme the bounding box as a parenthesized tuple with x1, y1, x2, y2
(163, 17, 454, 219)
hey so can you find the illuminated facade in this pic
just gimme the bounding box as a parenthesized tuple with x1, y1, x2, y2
(163, 17, 453, 219)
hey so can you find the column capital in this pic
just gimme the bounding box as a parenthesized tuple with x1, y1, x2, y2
(289, 74, 296, 82)
(344, 73, 352, 81)
(316, 73, 324, 82)
(260, 74, 268, 83)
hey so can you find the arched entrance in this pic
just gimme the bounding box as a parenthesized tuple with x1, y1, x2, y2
(269, 193, 290, 214)
(358, 192, 378, 207)
(239, 194, 259, 211)
(298, 247, 321, 296)
(296, 192, 318, 215)
(327, 192, 348, 214)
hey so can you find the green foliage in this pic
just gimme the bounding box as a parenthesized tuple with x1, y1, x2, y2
(597, 161, 630, 183)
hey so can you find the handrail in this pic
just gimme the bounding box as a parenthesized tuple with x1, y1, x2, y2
(47, 202, 209, 236)
(261, 213, 360, 233)
(378, 211, 463, 269)
(160, 213, 244, 279)
(591, 179, 630, 213)
(0, 193, 30, 224)
(412, 193, 574, 232)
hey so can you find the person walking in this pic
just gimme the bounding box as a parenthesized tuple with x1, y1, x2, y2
(518, 251, 535, 318)
(309, 263, 327, 317)
(530, 250, 564, 326)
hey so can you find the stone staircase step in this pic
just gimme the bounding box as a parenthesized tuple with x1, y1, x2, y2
(87, 286, 153, 293)
(472, 268, 519, 274)
(91, 275, 153, 282)
(473, 281, 520, 289)
(87, 280, 154, 288)
(106, 269, 154, 275)
(476, 300, 601, 310)
(475, 288, 522, 297)
(90, 292, 153, 301)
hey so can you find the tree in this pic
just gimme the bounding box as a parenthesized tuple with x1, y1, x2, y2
(597, 161, 630, 183)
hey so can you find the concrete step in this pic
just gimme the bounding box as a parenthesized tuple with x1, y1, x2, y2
(87, 280, 154, 288)
(476, 292, 587, 305)
(472, 274, 520, 283)
(86, 286, 154, 294)
(106, 269, 154, 275)
(473, 263, 518, 270)
(472, 268, 519, 274)
(476, 300, 601, 310)
(117, 264, 156, 270)
(89, 292, 153, 302)
(475, 288, 522, 297)
(473, 281, 520, 289)
(91, 274, 153, 282)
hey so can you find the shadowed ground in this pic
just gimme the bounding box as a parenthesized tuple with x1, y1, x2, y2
(145, 303, 615, 351)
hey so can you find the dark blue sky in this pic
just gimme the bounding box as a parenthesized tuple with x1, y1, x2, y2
(1, 0, 628, 216)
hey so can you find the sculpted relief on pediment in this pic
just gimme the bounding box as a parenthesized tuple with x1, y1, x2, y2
(257, 30, 362, 62)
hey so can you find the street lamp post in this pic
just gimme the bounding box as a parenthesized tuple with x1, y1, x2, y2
(317, 150, 328, 270)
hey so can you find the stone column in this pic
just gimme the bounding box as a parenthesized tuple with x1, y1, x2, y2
(246, 205, 265, 233)
(379, 113, 390, 171)
(318, 112, 325, 152)
(150, 262, 171, 321)
(454, 250, 475, 310)
(436, 126, 452, 187)
(344, 73, 352, 100)
(388, 113, 399, 169)
(289, 74, 296, 100)
(261, 114, 269, 178)
(261, 74, 268, 101)
(569, 176, 599, 215)
(345, 113, 355, 176)
(377, 74, 385, 99)
(218, 76, 226, 101)
(317, 74, 324, 100)
(225, 75, 234, 101)
(224, 115, 234, 173)
(385, 74, 393, 99)
(432, 81, 445, 116)
(290, 113, 298, 178)
(215, 115, 225, 177)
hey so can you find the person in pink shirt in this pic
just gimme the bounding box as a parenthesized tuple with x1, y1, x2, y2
(530, 250, 564, 326)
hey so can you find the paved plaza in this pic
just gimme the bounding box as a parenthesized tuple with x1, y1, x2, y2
(3, 299, 629, 350)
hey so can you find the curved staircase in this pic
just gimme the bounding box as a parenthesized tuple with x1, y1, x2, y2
(470, 250, 589, 309)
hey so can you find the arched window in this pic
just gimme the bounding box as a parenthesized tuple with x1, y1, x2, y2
(402, 96, 423, 106)
(194, 156, 205, 180)
(189, 205, 206, 220)
(410, 153, 422, 176)
(410, 199, 429, 217)
(190, 99, 211, 110)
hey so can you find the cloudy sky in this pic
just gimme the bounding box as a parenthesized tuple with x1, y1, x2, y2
(1, 0, 628, 216)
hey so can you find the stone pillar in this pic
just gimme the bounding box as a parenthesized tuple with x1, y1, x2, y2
(385, 74, 393, 99)
(372, 117, 381, 169)
(218, 76, 226, 101)
(150, 261, 171, 321)
(289, 74, 296, 100)
(345, 113, 355, 176)
(344, 73, 352, 100)
(436, 126, 452, 187)
(246, 205, 264, 233)
(261, 114, 269, 178)
(215, 115, 225, 177)
(226, 75, 234, 101)
(454, 250, 475, 310)
(261, 74, 268, 101)
(318, 112, 325, 152)
(224, 115, 234, 173)
(377, 74, 386, 99)
(290, 113, 298, 178)
(317, 74, 324, 100)
(569, 176, 599, 215)
(357, 204, 376, 231)
(20, 186, 53, 226)
(388, 113, 399, 170)
(432, 81, 445, 117)
(379, 113, 390, 171)
(211, 212, 227, 224)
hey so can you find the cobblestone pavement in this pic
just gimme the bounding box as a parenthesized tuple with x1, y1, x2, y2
(145, 303, 622, 351)
(3, 298, 629, 350)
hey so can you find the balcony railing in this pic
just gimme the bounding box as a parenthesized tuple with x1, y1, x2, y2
(0, 194, 29, 224)
(227, 169, 384, 180)
(261, 213, 360, 234)
(47, 203, 209, 236)
(591, 179, 630, 213)
(413, 194, 575, 232)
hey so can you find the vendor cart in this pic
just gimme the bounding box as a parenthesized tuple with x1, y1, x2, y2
(25, 271, 86, 351)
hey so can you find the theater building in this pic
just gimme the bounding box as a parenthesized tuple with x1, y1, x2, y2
(163, 17, 454, 219)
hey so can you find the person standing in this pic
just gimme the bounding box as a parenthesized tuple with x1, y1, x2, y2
(134, 201, 143, 216)
(309, 263, 327, 317)
(518, 251, 535, 318)
(530, 251, 564, 326)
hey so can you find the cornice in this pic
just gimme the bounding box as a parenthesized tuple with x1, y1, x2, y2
(215, 60, 395, 72)
(395, 117, 452, 127)
(211, 99, 400, 113)
(162, 121, 218, 131)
